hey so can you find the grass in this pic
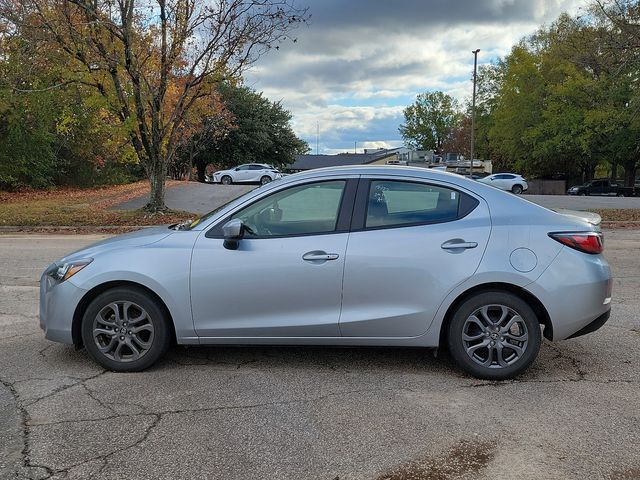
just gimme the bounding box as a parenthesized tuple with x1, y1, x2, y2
(0, 181, 196, 230)
(593, 209, 640, 223)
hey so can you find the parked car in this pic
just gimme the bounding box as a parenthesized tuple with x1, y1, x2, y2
(40, 167, 611, 380)
(477, 173, 528, 194)
(567, 179, 635, 197)
(207, 163, 281, 185)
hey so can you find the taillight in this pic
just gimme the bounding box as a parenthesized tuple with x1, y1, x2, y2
(549, 232, 604, 254)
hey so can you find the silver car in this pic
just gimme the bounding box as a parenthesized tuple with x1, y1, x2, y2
(40, 166, 612, 379)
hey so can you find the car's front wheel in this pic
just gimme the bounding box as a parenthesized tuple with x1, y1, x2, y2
(81, 287, 171, 372)
(447, 291, 541, 380)
(260, 175, 272, 185)
(221, 175, 232, 185)
(511, 184, 523, 194)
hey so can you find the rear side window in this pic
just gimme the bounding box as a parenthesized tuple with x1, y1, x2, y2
(365, 180, 467, 228)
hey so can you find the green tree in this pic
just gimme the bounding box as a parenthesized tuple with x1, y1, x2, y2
(191, 84, 308, 182)
(2, 0, 308, 209)
(399, 91, 461, 153)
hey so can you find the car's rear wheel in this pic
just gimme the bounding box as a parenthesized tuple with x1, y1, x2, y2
(447, 291, 541, 380)
(617, 192, 625, 197)
(81, 287, 171, 372)
(260, 175, 272, 185)
(221, 175, 232, 185)
(579, 192, 587, 196)
(511, 184, 523, 194)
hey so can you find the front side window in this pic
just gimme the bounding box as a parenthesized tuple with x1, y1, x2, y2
(230, 180, 346, 237)
(236, 165, 250, 171)
(366, 180, 460, 228)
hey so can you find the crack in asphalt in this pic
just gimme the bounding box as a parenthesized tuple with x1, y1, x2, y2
(0, 332, 40, 342)
(547, 343, 587, 380)
(0, 376, 54, 480)
(24, 370, 107, 408)
(462, 344, 638, 388)
(21, 386, 410, 478)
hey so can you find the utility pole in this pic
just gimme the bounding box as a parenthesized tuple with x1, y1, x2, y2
(316, 121, 319, 155)
(470, 48, 480, 179)
(354, 141, 357, 154)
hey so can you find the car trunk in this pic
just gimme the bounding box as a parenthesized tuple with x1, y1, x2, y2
(552, 209, 601, 227)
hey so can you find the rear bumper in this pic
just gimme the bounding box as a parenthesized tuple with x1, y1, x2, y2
(566, 309, 610, 339)
(526, 247, 612, 341)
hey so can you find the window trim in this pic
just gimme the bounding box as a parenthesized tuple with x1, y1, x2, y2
(204, 178, 358, 239)
(350, 178, 479, 232)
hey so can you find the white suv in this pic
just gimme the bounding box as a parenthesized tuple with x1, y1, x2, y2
(478, 173, 528, 194)
(209, 164, 282, 185)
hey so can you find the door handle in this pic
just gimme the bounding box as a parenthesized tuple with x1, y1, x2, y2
(302, 251, 340, 262)
(441, 239, 478, 250)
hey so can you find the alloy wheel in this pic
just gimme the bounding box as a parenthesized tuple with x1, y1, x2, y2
(461, 304, 528, 369)
(92, 301, 155, 362)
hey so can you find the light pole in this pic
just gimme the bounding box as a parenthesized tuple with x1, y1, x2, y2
(470, 48, 480, 178)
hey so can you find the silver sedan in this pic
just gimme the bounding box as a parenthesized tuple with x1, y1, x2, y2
(40, 166, 612, 379)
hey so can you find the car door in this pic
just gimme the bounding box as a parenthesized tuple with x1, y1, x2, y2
(190, 178, 357, 338)
(248, 164, 267, 182)
(595, 180, 609, 195)
(488, 175, 504, 189)
(233, 165, 252, 182)
(339, 177, 491, 337)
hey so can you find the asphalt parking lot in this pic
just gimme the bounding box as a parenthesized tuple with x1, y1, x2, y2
(0, 232, 639, 480)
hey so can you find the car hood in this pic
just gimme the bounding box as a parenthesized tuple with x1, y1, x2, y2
(552, 209, 601, 227)
(58, 226, 174, 263)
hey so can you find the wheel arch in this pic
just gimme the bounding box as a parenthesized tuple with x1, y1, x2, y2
(438, 282, 553, 349)
(72, 280, 177, 348)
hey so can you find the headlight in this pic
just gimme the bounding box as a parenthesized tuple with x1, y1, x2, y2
(48, 259, 93, 283)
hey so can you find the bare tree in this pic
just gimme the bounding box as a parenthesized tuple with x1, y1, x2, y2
(2, 0, 308, 211)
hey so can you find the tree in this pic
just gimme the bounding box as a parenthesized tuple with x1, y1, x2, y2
(399, 91, 461, 153)
(0, 24, 135, 189)
(1, 0, 308, 210)
(190, 83, 308, 181)
(441, 115, 471, 159)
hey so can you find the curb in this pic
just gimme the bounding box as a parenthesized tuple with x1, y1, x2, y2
(0, 225, 151, 234)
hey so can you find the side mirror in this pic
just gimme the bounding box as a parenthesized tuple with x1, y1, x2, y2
(222, 219, 245, 250)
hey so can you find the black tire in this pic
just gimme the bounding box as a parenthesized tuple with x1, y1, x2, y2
(260, 175, 272, 185)
(81, 287, 171, 372)
(617, 192, 625, 197)
(578, 192, 587, 196)
(221, 175, 232, 185)
(447, 291, 541, 380)
(511, 184, 523, 195)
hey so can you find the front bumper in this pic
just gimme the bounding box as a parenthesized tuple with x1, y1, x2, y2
(39, 270, 87, 344)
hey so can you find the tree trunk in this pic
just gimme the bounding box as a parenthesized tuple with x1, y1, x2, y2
(196, 160, 206, 183)
(610, 162, 618, 180)
(623, 163, 637, 187)
(145, 159, 168, 212)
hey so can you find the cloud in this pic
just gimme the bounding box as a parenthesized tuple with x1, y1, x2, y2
(244, 0, 584, 153)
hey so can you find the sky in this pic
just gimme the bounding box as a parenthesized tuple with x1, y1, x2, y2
(244, 0, 584, 155)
